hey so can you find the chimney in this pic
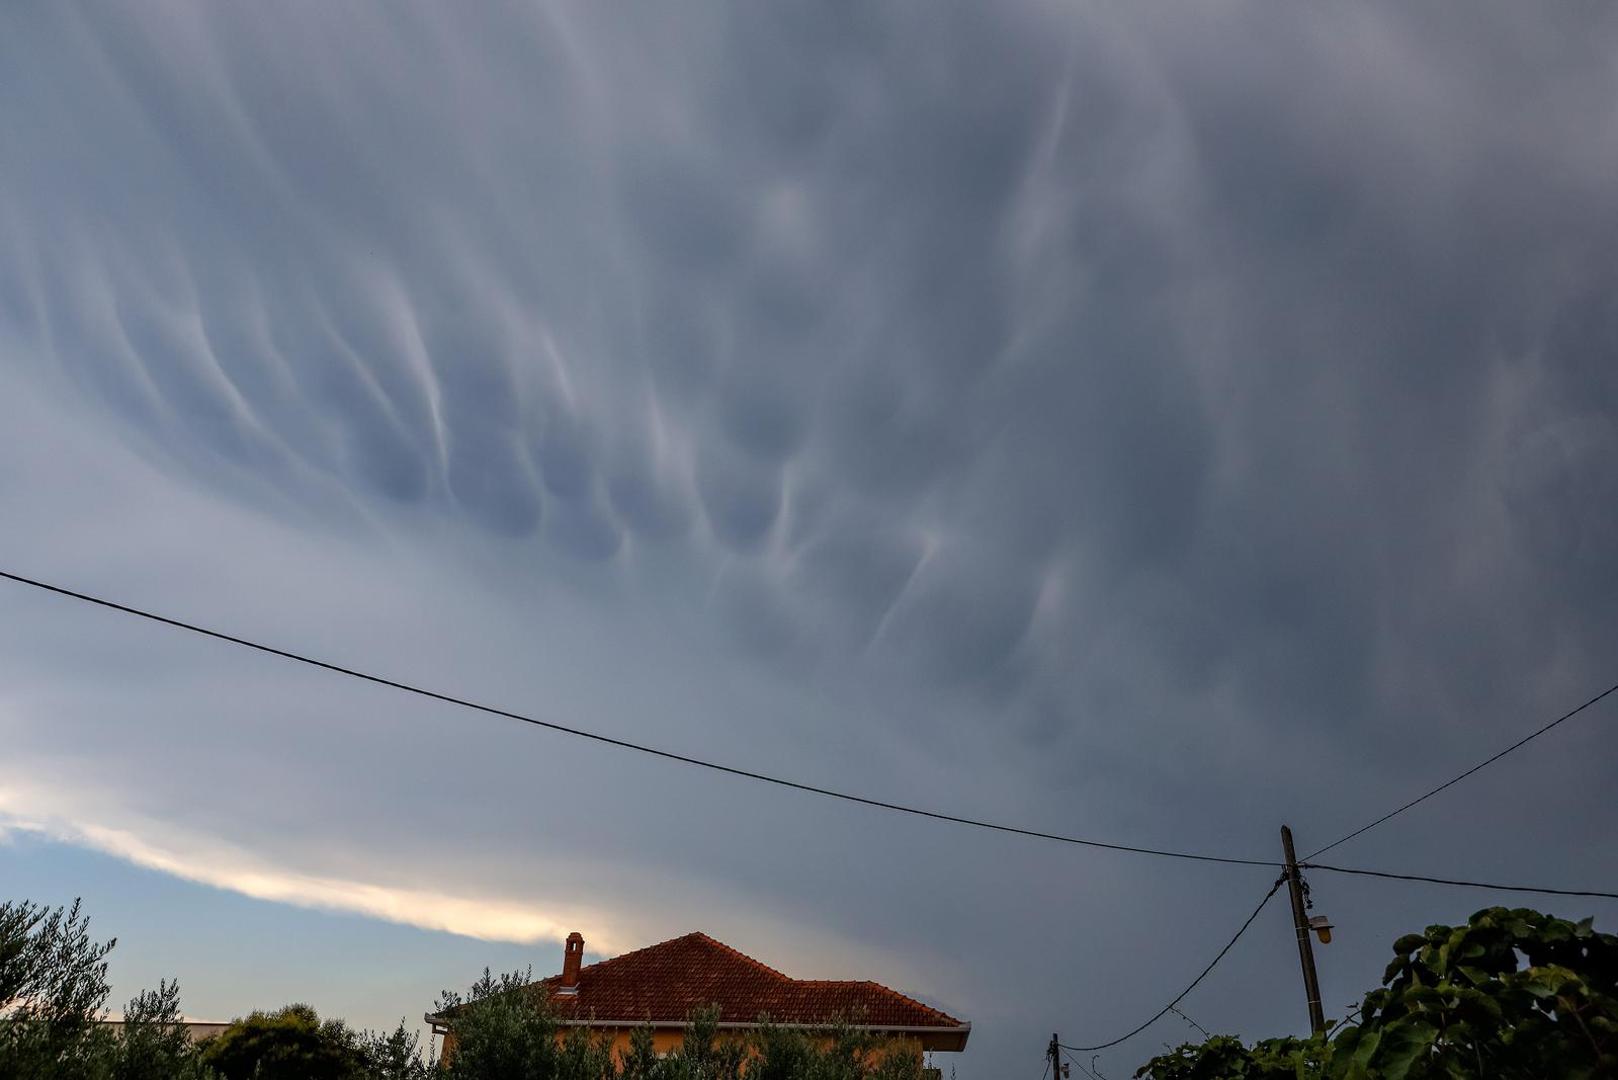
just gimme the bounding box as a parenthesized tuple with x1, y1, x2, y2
(561, 932, 584, 990)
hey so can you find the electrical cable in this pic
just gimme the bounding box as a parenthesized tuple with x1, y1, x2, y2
(1067, 1048, 1114, 1080)
(1061, 875, 1286, 1053)
(0, 568, 1280, 868)
(1061, 1049, 1102, 1080)
(1051, 860, 1616, 1062)
(20, 566, 1616, 1070)
(1300, 862, 1618, 900)
(1304, 680, 1618, 861)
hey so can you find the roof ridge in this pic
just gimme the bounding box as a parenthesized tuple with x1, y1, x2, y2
(792, 979, 867, 987)
(536, 931, 703, 984)
(524, 931, 964, 1032)
(538, 931, 793, 985)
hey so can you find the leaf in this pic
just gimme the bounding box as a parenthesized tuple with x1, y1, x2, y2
(1351, 1028, 1381, 1068)
(1404, 985, 1439, 1007)
(1373, 1020, 1437, 1080)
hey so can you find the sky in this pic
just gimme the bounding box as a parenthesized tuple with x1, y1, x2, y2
(2, 1, 1617, 1074)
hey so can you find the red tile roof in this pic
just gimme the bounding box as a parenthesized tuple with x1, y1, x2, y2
(533, 932, 965, 1037)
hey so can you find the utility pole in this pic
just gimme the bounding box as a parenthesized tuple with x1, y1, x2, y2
(1049, 1033, 1061, 1079)
(1280, 826, 1325, 1033)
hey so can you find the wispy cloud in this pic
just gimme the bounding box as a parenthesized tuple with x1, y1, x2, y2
(0, 793, 607, 949)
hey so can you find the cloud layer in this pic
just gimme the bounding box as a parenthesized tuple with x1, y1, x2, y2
(3, 1, 1618, 1072)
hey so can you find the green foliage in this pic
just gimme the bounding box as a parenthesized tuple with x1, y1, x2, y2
(437, 968, 564, 1080)
(360, 1020, 441, 1080)
(1335, 906, 1618, 1079)
(0, 897, 117, 1080)
(200, 1003, 370, 1080)
(0, 897, 215, 1080)
(435, 975, 927, 1080)
(196, 1004, 445, 1080)
(113, 979, 213, 1080)
(667, 1006, 746, 1080)
(749, 1021, 819, 1080)
(1135, 906, 1618, 1080)
(0, 894, 933, 1080)
(619, 1024, 659, 1080)
(787, 1018, 925, 1080)
(1130, 1033, 1329, 1079)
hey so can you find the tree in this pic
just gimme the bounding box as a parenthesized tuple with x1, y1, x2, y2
(749, 1021, 817, 1080)
(436, 968, 565, 1080)
(618, 1024, 660, 1080)
(0, 897, 117, 1080)
(2, 895, 461, 1080)
(1132, 1033, 1331, 1079)
(666, 1006, 745, 1080)
(200, 1003, 368, 1080)
(113, 979, 214, 1080)
(360, 1019, 442, 1080)
(434, 972, 927, 1080)
(1, 897, 218, 1080)
(1135, 906, 1618, 1080)
(1334, 906, 1617, 1078)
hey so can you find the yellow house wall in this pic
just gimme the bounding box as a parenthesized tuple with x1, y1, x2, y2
(439, 1029, 924, 1070)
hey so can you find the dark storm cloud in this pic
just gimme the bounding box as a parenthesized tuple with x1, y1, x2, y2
(3, 0, 1618, 1073)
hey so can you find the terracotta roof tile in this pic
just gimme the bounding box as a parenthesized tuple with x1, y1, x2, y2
(533, 932, 964, 1032)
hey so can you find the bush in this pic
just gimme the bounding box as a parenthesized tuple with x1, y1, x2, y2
(1135, 906, 1618, 1080)
(200, 1003, 369, 1080)
(435, 968, 565, 1080)
(0, 897, 214, 1080)
(0, 898, 117, 1080)
(2, 896, 932, 1080)
(114, 979, 214, 1080)
(434, 974, 928, 1080)
(361, 1019, 440, 1080)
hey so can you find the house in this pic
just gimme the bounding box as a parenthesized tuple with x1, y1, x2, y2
(97, 1018, 230, 1043)
(427, 931, 969, 1065)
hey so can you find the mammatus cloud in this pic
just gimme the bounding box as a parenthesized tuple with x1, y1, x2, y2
(3, 0, 1618, 1072)
(0, 360, 957, 1004)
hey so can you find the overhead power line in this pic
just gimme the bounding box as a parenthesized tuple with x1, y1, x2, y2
(1062, 1049, 1105, 1080)
(1061, 875, 1286, 1052)
(1301, 862, 1618, 901)
(0, 568, 1278, 868)
(1305, 680, 1618, 861)
(1057, 853, 1617, 1060)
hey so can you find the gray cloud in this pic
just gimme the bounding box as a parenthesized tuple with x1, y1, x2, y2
(3, 0, 1618, 1072)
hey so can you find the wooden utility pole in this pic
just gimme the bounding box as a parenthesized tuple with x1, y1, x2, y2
(1049, 1033, 1061, 1079)
(1280, 826, 1325, 1033)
